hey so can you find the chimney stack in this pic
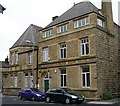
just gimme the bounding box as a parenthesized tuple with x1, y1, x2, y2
(5, 56, 9, 63)
(102, 0, 114, 35)
(52, 16, 58, 21)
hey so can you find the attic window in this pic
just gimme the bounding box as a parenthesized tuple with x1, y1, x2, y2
(43, 29, 52, 38)
(97, 18, 104, 27)
(74, 17, 89, 28)
(57, 23, 69, 33)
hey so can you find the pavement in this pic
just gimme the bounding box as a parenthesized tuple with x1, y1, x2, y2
(86, 98, 120, 105)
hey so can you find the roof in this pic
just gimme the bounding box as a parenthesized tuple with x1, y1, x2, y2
(45, 1, 103, 28)
(11, 24, 42, 49)
(0, 61, 9, 68)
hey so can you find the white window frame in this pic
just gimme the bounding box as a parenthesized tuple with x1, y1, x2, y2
(74, 17, 89, 28)
(14, 73, 17, 87)
(60, 69, 66, 87)
(30, 72, 33, 88)
(43, 48, 48, 62)
(57, 23, 69, 33)
(97, 18, 104, 27)
(28, 52, 32, 65)
(25, 73, 28, 87)
(81, 67, 90, 88)
(43, 29, 52, 38)
(60, 43, 66, 59)
(15, 52, 18, 64)
(11, 53, 14, 65)
(81, 38, 89, 56)
(10, 74, 13, 87)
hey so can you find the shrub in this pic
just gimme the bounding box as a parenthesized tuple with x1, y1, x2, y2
(101, 92, 113, 100)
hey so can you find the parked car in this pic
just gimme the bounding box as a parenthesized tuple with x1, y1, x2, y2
(18, 88, 45, 101)
(45, 88, 84, 104)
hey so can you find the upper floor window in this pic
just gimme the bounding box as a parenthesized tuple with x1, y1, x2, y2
(11, 53, 14, 65)
(43, 47, 48, 62)
(60, 43, 66, 59)
(43, 29, 52, 38)
(15, 52, 18, 64)
(97, 18, 104, 27)
(74, 17, 89, 28)
(28, 52, 32, 65)
(81, 38, 89, 56)
(57, 23, 69, 33)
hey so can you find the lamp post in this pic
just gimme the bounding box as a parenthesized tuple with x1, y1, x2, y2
(26, 40, 39, 89)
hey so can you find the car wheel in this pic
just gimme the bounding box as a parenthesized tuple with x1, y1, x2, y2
(65, 98, 70, 104)
(46, 97, 51, 103)
(18, 95, 22, 100)
(31, 96, 35, 101)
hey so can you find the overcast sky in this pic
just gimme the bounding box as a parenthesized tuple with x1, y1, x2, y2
(0, 0, 119, 61)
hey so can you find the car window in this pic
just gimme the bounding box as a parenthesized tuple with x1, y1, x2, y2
(50, 89, 57, 93)
(56, 90, 63, 93)
(31, 88, 39, 92)
(25, 89, 31, 93)
(63, 88, 75, 94)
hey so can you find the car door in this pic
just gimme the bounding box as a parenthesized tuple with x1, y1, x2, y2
(22, 89, 28, 99)
(26, 89, 32, 100)
(55, 89, 65, 102)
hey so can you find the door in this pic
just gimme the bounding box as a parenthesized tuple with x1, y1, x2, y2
(56, 89, 66, 102)
(44, 79, 49, 92)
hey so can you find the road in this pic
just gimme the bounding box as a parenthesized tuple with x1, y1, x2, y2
(1, 95, 120, 106)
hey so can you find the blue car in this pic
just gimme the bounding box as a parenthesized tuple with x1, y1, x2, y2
(18, 88, 45, 101)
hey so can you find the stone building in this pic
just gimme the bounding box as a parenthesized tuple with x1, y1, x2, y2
(38, 0, 119, 98)
(2, 24, 42, 95)
(2, 0, 119, 99)
(0, 57, 9, 93)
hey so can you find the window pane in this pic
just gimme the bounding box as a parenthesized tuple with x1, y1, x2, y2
(82, 19, 85, 26)
(61, 69, 66, 74)
(86, 43, 89, 55)
(87, 73, 90, 87)
(82, 67, 89, 72)
(64, 49, 66, 58)
(61, 49, 63, 59)
(86, 17, 88, 24)
(82, 45, 84, 55)
(64, 75, 66, 86)
(82, 74, 85, 87)
(61, 75, 63, 87)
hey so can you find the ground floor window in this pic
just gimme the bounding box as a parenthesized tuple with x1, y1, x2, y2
(10, 73, 13, 87)
(25, 73, 28, 87)
(14, 73, 17, 87)
(81, 66, 90, 88)
(30, 72, 33, 88)
(60, 69, 66, 87)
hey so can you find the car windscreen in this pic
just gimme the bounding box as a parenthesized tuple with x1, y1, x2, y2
(31, 88, 39, 92)
(63, 88, 75, 94)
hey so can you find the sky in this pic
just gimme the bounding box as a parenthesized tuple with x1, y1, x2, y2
(0, 0, 119, 61)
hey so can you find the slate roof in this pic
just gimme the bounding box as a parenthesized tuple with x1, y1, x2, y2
(11, 24, 42, 49)
(46, 1, 103, 28)
(0, 61, 9, 68)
